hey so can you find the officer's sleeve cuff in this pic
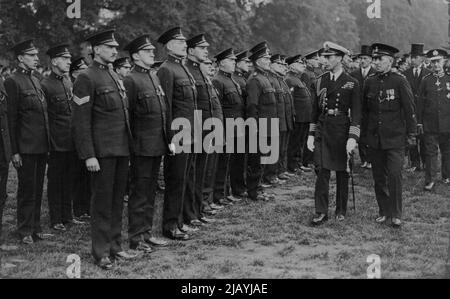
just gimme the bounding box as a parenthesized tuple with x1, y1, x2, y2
(348, 126, 360, 141)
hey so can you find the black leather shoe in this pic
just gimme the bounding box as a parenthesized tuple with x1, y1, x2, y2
(391, 218, 402, 228)
(112, 250, 139, 261)
(311, 214, 328, 226)
(97, 257, 113, 270)
(189, 219, 204, 227)
(424, 182, 435, 191)
(130, 241, 153, 254)
(200, 216, 216, 224)
(163, 228, 189, 241)
(180, 224, 199, 233)
(375, 216, 387, 224)
(145, 236, 169, 247)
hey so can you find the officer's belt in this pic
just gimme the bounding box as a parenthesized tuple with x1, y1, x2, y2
(322, 109, 345, 117)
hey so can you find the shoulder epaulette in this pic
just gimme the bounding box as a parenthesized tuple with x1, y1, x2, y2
(422, 72, 433, 80)
(390, 71, 406, 79)
(316, 71, 329, 79)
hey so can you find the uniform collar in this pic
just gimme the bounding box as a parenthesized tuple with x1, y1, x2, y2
(93, 60, 110, 70)
(168, 54, 183, 64)
(134, 64, 151, 73)
(255, 66, 269, 76)
(50, 71, 66, 81)
(186, 58, 200, 68)
(17, 66, 33, 75)
(219, 70, 232, 77)
(234, 71, 244, 77)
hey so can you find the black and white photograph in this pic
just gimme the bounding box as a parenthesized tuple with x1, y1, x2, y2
(0, 0, 449, 283)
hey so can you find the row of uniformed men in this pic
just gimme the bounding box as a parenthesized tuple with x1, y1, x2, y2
(0, 27, 319, 269)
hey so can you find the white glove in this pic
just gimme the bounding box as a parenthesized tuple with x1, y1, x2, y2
(168, 143, 176, 155)
(307, 136, 315, 152)
(346, 138, 357, 155)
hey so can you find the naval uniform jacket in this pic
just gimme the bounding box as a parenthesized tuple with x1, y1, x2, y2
(124, 65, 169, 157)
(0, 79, 11, 162)
(417, 72, 450, 134)
(5, 67, 49, 155)
(285, 71, 312, 123)
(246, 67, 278, 138)
(157, 55, 198, 147)
(362, 71, 416, 150)
(41, 72, 75, 152)
(310, 71, 361, 171)
(72, 60, 131, 160)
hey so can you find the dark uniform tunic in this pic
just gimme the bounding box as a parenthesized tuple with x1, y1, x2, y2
(404, 66, 431, 169)
(231, 70, 248, 196)
(417, 72, 450, 183)
(276, 73, 295, 175)
(363, 71, 416, 219)
(246, 67, 278, 200)
(0, 79, 11, 243)
(157, 55, 197, 233)
(41, 72, 77, 226)
(213, 70, 245, 203)
(124, 64, 168, 246)
(350, 66, 377, 165)
(310, 71, 361, 216)
(72, 60, 131, 262)
(263, 71, 283, 183)
(285, 71, 312, 171)
(5, 67, 49, 238)
(184, 59, 222, 222)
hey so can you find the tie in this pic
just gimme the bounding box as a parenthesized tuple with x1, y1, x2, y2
(414, 68, 419, 78)
(331, 74, 334, 82)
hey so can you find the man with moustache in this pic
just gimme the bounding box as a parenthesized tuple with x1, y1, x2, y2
(404, 43, 431, 172)
(286, 55, 312, 175)
(363, 43, 416, 228)
(5, 40, 51, 244)
(212, 48, 244, 210)
(123, 35, 170, 253)
(113, 57, 133, 80)
(185, 34, 223, 225)
(72, 30, 137, 269)
(417, 49, 450, 190)
(351, 45, 377, 170)
(41, 44, 84, 231)
(157, 27, 196, 241)
(307, 42, 361, 226)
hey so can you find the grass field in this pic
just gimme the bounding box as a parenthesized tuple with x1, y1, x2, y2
(0, 159, 449, 279)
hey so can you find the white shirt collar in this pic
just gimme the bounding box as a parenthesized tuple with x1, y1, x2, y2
(331, 68, 343, 80)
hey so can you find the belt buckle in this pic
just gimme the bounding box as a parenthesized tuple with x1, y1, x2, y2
(327, 109, 336, 116)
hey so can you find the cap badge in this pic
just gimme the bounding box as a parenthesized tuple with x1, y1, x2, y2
(433, 50, 439, 56)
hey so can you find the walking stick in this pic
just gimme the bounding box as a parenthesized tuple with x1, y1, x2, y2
(347, 152, 356, 212)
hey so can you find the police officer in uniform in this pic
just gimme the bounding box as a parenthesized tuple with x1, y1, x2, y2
(307, 42, 361, 225)
(0, 76, 14, 250)
(273, 55, 295, 180)
(404, 43, 431, 172)
(156, 27, 196, 240)
(72, 30, 136, 269)
(123, 35, 170, 253)
(68, 56, 91, 222)
(350, 45, 376, 169)
(246, 43, 278, 201)
(5, 40, 51, 244)
(212, 48, 244, 208)
(185, 34, 222, 224)
(417, 49, 450, 190)
(285, 55, 313, 174)
(113, 57, 132, 80)
(41, 44, 82, 231)
(363, 43, 416, 228)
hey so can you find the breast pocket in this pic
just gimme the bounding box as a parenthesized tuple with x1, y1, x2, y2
(261, 87, 276, 105)
(20, 89, 42, 111)
(175, 79, 194, 100)
(224, 89, 238, 104)
(136, 91, 157, 115)
(50, 94, 70, 114)
(96, 86, 121, 111)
